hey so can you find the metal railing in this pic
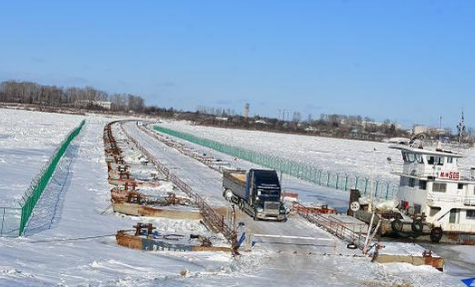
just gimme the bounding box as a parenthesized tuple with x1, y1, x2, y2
(296, 204, 367, 250)
(118, 122, 238, 252)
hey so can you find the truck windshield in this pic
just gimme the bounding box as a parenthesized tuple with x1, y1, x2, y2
(253, 170, 280, 188)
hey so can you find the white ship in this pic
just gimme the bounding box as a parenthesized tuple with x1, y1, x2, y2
(389, 141, 475, 243)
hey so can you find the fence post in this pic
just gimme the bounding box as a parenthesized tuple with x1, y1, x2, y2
(335, 174, 339, 190)
(364, 178, 369, 194)
(344, 175, 348, 191)
(326, 172, 331, 187)
(375, 181, 379, 198)
(1, 208, 5, 237)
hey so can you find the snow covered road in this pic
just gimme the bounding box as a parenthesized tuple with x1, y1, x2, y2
(123, 122, 340, 252)
(123, 121, 462, 286)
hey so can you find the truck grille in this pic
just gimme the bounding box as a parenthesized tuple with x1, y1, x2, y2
(264, 202, 280, 210)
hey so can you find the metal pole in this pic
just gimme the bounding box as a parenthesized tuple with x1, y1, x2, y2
(1, 208, 5, 237)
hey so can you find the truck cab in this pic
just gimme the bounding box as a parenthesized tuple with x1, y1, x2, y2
(223, 169, 287, 221)
(248, 169, 285, 219)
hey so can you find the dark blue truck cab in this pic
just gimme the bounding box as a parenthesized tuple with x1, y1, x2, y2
(222, 169, 287, 221)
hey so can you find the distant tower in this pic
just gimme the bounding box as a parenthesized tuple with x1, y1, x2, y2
(457, 111, 466, 144)
(244, 103, 250, 119)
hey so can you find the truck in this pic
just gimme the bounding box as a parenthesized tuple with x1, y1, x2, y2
(222, 169, 287, 221)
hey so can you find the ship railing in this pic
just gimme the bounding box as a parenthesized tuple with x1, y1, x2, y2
(391, 166, 436, 178)
(428, 193, 475, 206)
(463, 196, 475, 206)
(459, 168, 475, 181)
(427, 192, 462, 203)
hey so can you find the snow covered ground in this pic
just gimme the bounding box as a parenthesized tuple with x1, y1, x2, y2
(125, 122, 464, 286)
(0, 110, 469, 286)
(0, 108, 84, 206)
(0, 114, 241, 286)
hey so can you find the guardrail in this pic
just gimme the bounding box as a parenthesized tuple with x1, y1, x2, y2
(153, 125, 398, 200)
(119, 122, 238, 252)
(296, 204, 367, 250)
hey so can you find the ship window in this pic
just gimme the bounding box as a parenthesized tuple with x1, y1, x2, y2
(428, 156, 435, 165)
(419, 180, 427, 190)
(458, 183, 464, 190)
(414, 204, 421, 214)
(408, 153, 415, 163)
(416, 154, 423, 164)
(409, 178, 416, 187)
(437, 157, 444, 166)
(467, 210, 475, 219)
(402, 152, 408, 162)
(429, 207, 441, 216)
(433, 183, 447, 192)
(447, 157, 454, 164)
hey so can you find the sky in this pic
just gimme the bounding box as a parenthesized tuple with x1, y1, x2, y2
(0, 1, 474, 129)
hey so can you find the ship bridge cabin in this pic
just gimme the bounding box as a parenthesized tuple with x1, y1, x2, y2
(390, 145, 475, 233)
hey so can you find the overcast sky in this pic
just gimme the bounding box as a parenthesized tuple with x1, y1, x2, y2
(1, 1, 474, 128)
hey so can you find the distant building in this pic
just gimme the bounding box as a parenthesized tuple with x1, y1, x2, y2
(75, 100, 111, 110)
(244, 103, 250, 119)
(362, 120, 384, 127)
(305, 126, 318, 132)
(413, 125, 446, 135)
(255, 119, 268, 125)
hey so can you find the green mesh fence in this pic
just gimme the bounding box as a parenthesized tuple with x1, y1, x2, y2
(0, 207, 21, 237)
(17, 120, 85, 236)
(154, 125, 398, 200)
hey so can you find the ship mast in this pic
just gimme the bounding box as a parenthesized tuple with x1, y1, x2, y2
(457, 111, 466, 145)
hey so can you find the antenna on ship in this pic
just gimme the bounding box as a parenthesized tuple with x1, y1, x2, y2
(437, 115, 443, 147)
(457, 110, 466, 145)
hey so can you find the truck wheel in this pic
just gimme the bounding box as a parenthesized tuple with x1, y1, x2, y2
(430, 227, 443, 243)
(411, 220, 423, 233)
(391, 218, 403, 232)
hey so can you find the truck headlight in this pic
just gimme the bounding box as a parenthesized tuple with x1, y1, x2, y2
(257, 207, 263, 212)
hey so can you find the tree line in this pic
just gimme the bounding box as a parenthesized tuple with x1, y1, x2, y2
(4, 79, 464, 143)
(0, 80, 145, 112)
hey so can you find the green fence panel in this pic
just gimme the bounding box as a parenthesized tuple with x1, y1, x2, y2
(18, 120, 85, 236)
(153, 125, 399, 200)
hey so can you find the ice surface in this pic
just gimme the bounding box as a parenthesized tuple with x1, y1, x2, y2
(0, 108, 84, 206)
(0, 111, 466, 286)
